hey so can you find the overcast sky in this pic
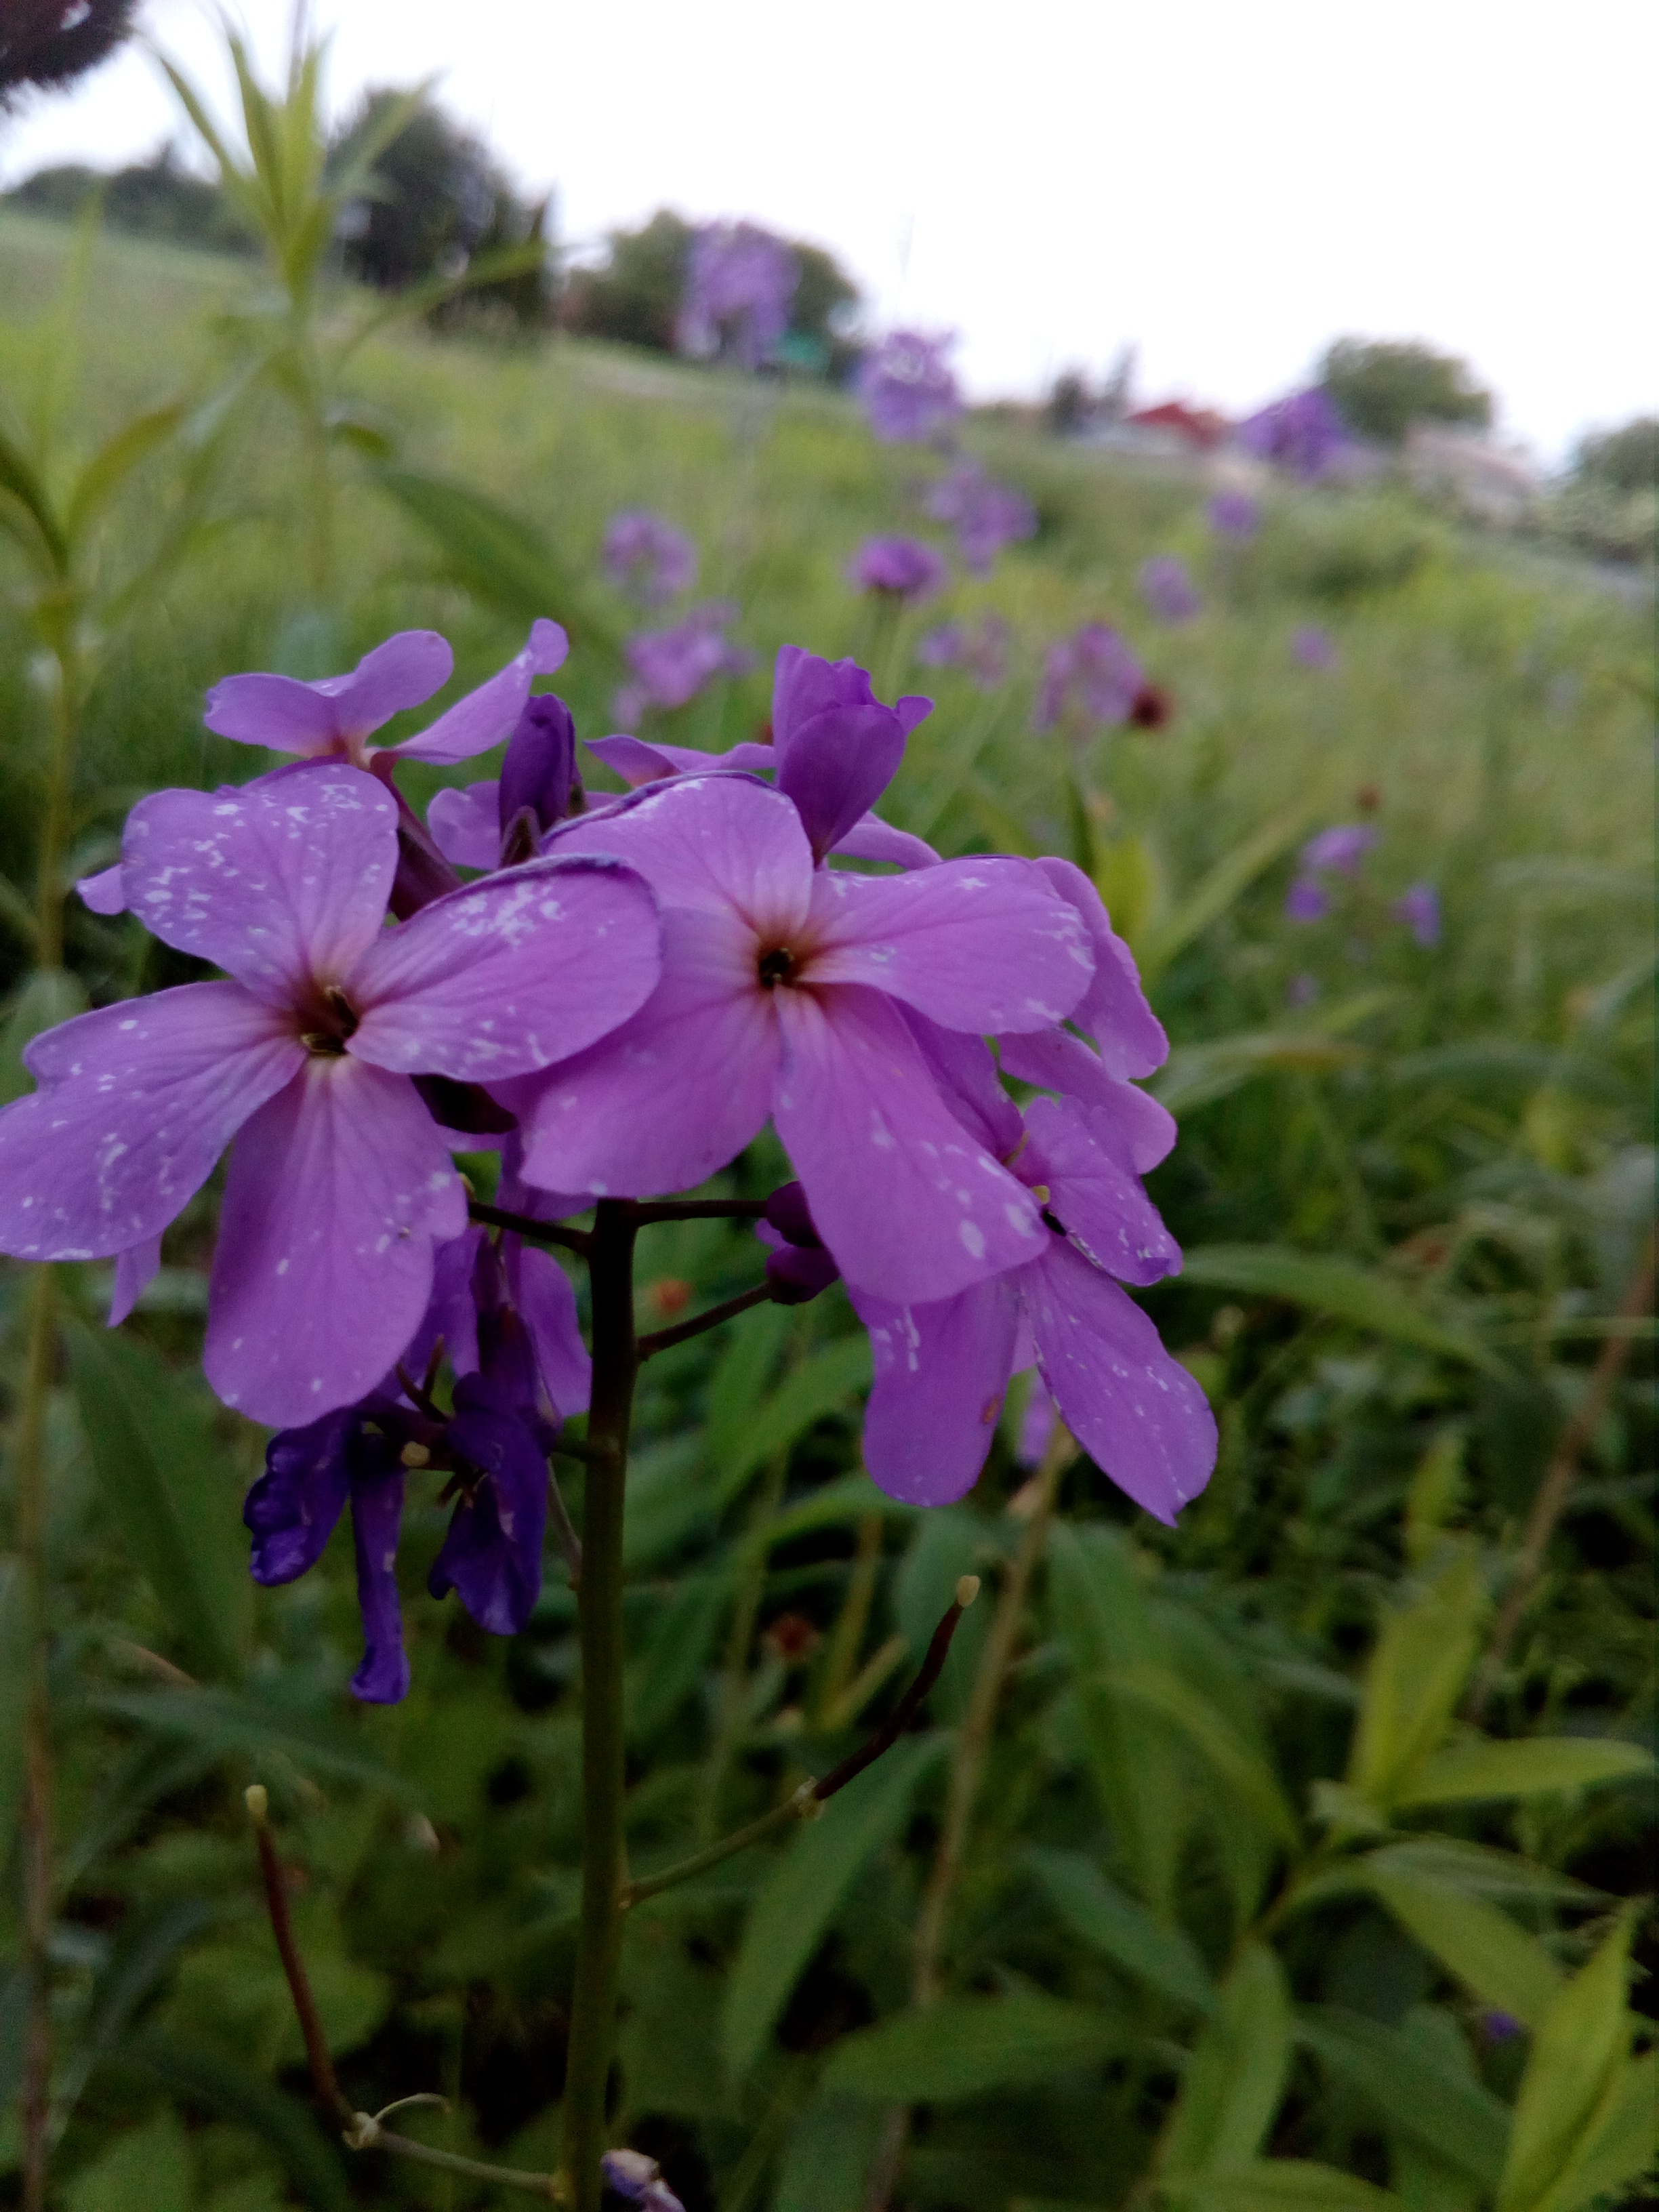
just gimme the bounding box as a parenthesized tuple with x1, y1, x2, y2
(3, 0, 1653, 460)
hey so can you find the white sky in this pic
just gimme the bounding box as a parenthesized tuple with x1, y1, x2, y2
(2, 0, 1654, 461)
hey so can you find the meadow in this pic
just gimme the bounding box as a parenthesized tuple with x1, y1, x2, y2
(0, 195, 1654, 2212)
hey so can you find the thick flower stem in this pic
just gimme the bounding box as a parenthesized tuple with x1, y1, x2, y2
(560, 1199, 639, 2212)
(18, 1264, 58, 2212)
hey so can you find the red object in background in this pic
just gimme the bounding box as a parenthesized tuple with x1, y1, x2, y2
(1126, 401, 1230, 451)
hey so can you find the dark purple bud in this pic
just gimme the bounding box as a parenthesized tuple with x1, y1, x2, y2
(765, 1242, 841, 1305)
(430, 1385, 548, 1635)
(764, 1180, 822, 1247)
(499, 694, 579, 846)
(1481, 2009, 1524, 2043)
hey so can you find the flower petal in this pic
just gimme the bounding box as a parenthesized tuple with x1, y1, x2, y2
(996, 1030, 1176, 1171)
(1023, 1095, 1182, 1287)
(77, 862, 127, 915)
(346, 853, 663, 1083)
(245, 1409, 356, 1583)
(349, 1468, 411, 1702)
(550, 773, 812, 934)
(773, 983, 1044, 1305)
(390, 619, 568, 766)
(204, 631, 453, 754)
(1023, 1242, 1216, 1524)
(108, 1233, 163, 1326)
(775, 703, 905, 861)
(902, 1008, 1023, 1158)
(123, 764, 398, 1004)
(430, 1393, 548, 1634)
(510, 906, 779, 1197)
(804, 857, 1093, 1033)
(0, 983, 303, 1261)
(506, 1240, 592, 1418)
(427, 782, 501, 869)
(830, 815, 941, 869)
(1035, 859, 1167, 1078)
(851, 1276, 1019, 1504)
(205, 1056, 467, 1427)
(582, 734, 777, 787)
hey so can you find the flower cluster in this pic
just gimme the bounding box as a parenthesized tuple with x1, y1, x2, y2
(925, 462, 1036, 575)
(857, 329, 962, 445)
(1033, 621, 1149, 735)
(0, 620, 1215, 1700)
(601, 510, 698, 606)
(676, 220, 797, 369)
(612, 602, 754, 728)
(1238, 387, 1350, 480)
(1284, 823, 1440, 949)
(846, 534, 948, 605)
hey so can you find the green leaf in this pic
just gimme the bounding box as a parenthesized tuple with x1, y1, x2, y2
(822, 1990, 1120, 2102)
(374, 466, 611, 644)
(1027, 1847, 1216, 2013)
(1347, 1551, 1488, 1810)
(1177, 1248, 1500, 1372)
(1291, 1837, 1603, 1914)
(64, 403, 184, 546)
(1139, 794, 1330, 981)
(64, 1320, 249, 1680)
(87, 1687, 415, 1799)
(1394, 1737, 1652, 1808)
(773, 2094, 888, 2212)
(1158, 1944, 1293, 2177)
(115, 2031, 350, 2211)
(1533, 2050, 1658, 2212)
(721, 1732, 947, 2080)
(1298, 2007, 1509, 2188)
(65, 2110, 194, 2212)
(1107, 1663, 1300, 1850)
(1, 969, 87, 1104)
(1154, 1031, 1369, 1116)
(0, 415, 67, 575)
(1164, 2162, 1404, 2212)
(1365, 1870, 1562, 2027)
(56, 1895, 230, 2128)
(703, 1300, 791, 1477)
(714, 1333, 869, 1504)
(736, 1471, 916, 1565)
(626, 1573, 727, 1742)
(1500, 1910, 1637, 2212)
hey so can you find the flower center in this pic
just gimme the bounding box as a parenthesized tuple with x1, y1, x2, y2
(756, 946, 797, 989)
(300, 984, 360, 1056)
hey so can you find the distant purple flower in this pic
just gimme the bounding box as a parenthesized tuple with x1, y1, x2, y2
(1286, 875, 1330, 924)
(1035, 623, 1147, 734)
(0, 763, 660, 1428)
(201, 622, 568, 771)
(504, 771, 1097, 1310)
(917, 615, 1010, 691)
(1139, 555, 1202, 624)
(585, 644, 941, 872)
(1481, 2011, 1525, 2044)
(926, 464, 1036, 575)
(1207, 489, 1261, 539)
(678, 221, 797, 369)
(1303, 824, 1376, 876)
(613, 603, 754, 726)
(1286, 972, 1320, 1007)
(1237, 388, 1349, 480)
(857, 330, 962, 445)
(1393, 881, 1441, 947)
(1291, 625, 1338, 671)
(602, 511, 697, 606)
(846, 535, 949, 605)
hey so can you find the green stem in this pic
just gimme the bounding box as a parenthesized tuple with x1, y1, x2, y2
(36, 644, 78, 970)
(560, 1200, 638, 2212)
(18, 1265, 58, 2212)
(624, 1783, 819, 1911)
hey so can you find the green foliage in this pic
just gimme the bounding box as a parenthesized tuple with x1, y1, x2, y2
(1319, 338, 1493, 445)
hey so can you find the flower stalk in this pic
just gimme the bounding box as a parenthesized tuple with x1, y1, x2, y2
(18, 1263, 58, 2212)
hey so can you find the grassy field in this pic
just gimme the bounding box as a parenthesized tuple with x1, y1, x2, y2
(0, 207, 1654, 2212)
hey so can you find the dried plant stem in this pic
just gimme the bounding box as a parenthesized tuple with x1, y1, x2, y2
(18, 1263, 57, 2212)
(865, 1429, 1075, 2212)
(560, 1199, 639, 2212)
(1465, 1231, 1655, 1721)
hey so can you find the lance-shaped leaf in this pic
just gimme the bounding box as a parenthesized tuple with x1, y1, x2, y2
(1158, 1944, 1294, 2177)
(1499, 1910, 1639, 2212)
(1137, 792, 1332, 981)
(1366, 1868, 1562, 2027)
(1027, 1846, 1217, 2013)
(1346, 1550, 1487, 1811)
(1297, 2005, 1509, 2189)
(821, 1990, 1121, 2102)
(1392, 1736, 1652, 1809)
(1163, 2162, 1404, 2212)
(1176, 1246, 1500, 1372)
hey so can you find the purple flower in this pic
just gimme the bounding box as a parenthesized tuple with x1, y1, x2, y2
(586, 644, 942, 872)
(1291, 624, 1338, 670)
(1139, 556, 1202, 624)
(428, 693, 585, 872)
(602, 2150, 685, 2212)
(916, 615, 1010, 691)
(1481, 2010, 1525, 2044)
(1034, 623, 1147, 735)
(678, 221, 797, 370)
(1303, 824, 1376, 876)
(1286, 875, 1330, 924)
(1393, 881, 1441, 947)
(503, 771, 1099, 1310)
(846, 535, 949, 605)
(857, 331, 962, 445)
(613, 603, 754, 726)
(925, 464, 1036, 575)
(1237, 388, 1350, 480)
(602, 511, 698, 606)
(201, 622, 568, 771)
(0, 764, 661, 1427)
(1207, 490, 1261, 539)
(851, 1033, 1214, 1517)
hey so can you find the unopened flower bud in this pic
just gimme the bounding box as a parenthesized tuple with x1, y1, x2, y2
(499, 693, 579, 845)
(955, 1574, 981, 1608)
(245, 1783, 269, 1824)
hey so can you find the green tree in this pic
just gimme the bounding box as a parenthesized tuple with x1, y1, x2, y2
(1319, 336, 1493, 444)
(1571, 415, 1656, 493)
